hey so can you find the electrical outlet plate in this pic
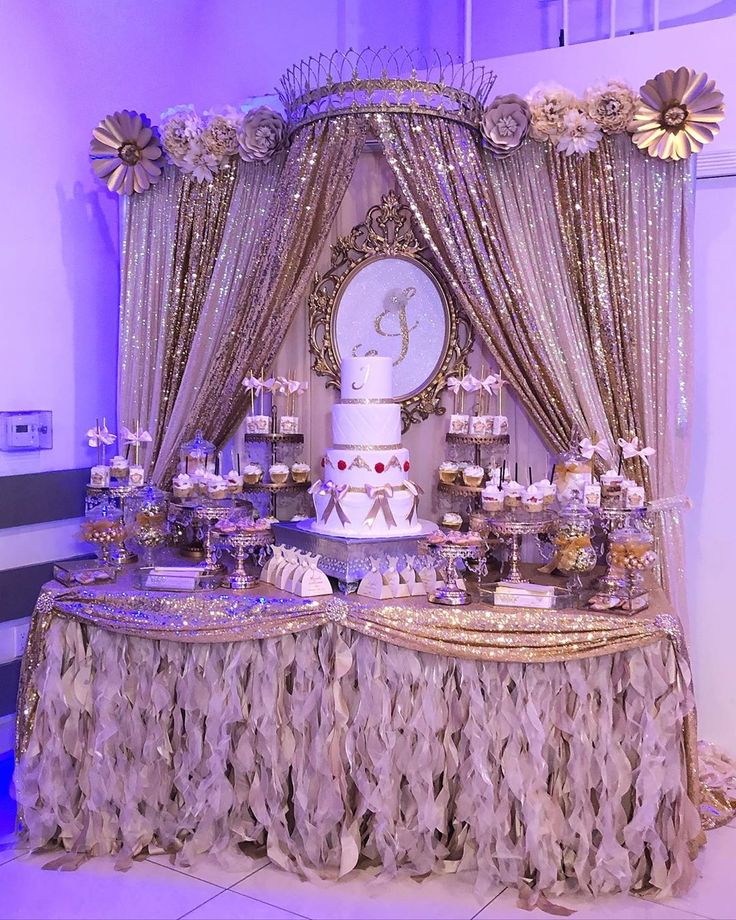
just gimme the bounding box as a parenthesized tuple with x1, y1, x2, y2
(0, 410, 53, 451)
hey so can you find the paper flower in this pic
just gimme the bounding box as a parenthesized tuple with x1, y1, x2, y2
(238, 107, 287, 162)
(179, 146, 219, 183)
(481, 94, 530, 157)
(579, 436, 611, 462)
(160, 105, 204, 165)
(527, 83, 577, 142)
(90, 111, 163, 195)
(631, 67, 725, 161)
(556, 108, 603, 157)
(618, 436, 656, 466)
(201, 108, 242, 160)
(584, 80, 639, 134)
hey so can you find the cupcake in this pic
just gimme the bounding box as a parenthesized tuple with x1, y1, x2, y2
(463, 464, 485, 487)
(522, 484, 545, 513)
(226, 470, 243, 493)
(208, 475, 228, 500)
(291, 462, 310, 483)
(242, 462, 263, 485)
(481, 485, 504, 513)
(536, 478, 557, 506)
(172, 473, 192, 500)
(502, 480, 523, 510)
(441, 512, 463, 531)
(438, 461, 459, 484)
(269, 463, 290, 484)
(110, 456, 129, 481)
(190, 468, 209, 494)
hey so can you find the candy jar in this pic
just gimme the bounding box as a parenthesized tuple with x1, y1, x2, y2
(180, 430, 216, 475)
(608, 522, 656, 605)
(553, 445, 593, 506)
(80, 498, 129, 571)
(126, 483, 169, 568)
(553, 490, 597, 597)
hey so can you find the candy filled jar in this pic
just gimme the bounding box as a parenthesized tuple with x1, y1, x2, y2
(180, 430, 215, 474)
(553, 446, 593, 505)
(608, 523, 656, 600)
(126, 483, 169, 568)
(80, 499, 129, 570)
(552, 490, 597, 595)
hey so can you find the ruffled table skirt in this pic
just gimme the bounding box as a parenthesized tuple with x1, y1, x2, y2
(13, 586, 706, 899)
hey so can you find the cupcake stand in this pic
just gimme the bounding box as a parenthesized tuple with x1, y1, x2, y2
(438, 432, 509, 512)
(242, 424, 311, 518)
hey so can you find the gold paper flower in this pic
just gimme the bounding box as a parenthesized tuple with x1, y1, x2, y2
(160, 105, 204, 165)
(202, 108, 242, 160)
(527, 83, 577, 142)
(481, 94, 530, 157)
(584, 80, 639, 134)
(90, 111, 163, 195)
(238, 106, 287, 162)
(632, 67, 725, 161)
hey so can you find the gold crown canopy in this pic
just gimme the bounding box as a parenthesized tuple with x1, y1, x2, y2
(278, 47, 496, 133)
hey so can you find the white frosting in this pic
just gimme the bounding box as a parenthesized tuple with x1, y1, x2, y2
(332, 403, 401, 447)
(340, 356, 393, 401)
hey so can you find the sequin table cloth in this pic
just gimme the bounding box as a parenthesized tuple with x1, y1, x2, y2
(14, 577, 705, 899)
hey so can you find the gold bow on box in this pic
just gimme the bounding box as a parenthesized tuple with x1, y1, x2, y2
(364, 485, 396, 529)
(309, 480, 351, 526)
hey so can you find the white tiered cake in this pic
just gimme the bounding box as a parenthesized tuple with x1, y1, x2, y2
(311, 356, 422, 537)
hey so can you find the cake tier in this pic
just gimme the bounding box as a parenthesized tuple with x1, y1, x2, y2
(340, 356, 394, 401)
(323, 448, 410, 488)
(332, 403, 401, 448)
(312, 485, 422, 538)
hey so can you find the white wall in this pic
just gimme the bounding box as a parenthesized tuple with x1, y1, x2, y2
(476, 16, 736, 749)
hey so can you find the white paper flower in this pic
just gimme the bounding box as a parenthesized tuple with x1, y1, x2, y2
(90, 110, 163, 195)
(527, 83, 577, 142)
(179, 145, 220, 183)
(238, 106, 287, 162)
(160, 104, 204, 166)
(202, 108, 242, 161)
(481, 94, 531, 157)
(556, 108, 603, 157)
(584, 80, 639, 134)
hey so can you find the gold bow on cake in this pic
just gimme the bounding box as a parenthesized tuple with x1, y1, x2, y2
(364, 484, 397, 529)
(404, 481, 423, 523)
(309, 480, 351, 526)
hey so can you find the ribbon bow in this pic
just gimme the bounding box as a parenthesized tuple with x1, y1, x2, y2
(86, 423, 116, 448)
(309, 480, 351, 526)
(446, 376, 464, 395)
(479, 373, 499, 396)
(578, 436, 611, 462)
(242, 374, 273, 395)
(617, 436, 656, 467)
(364, 484, 397, 529)
(120, 424, 152, 446)
(461, 373, 481, 392)
(404, 481, 424, 523)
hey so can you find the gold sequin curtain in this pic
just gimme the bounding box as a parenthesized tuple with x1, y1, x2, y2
(168, 116, 369, 477)
(376, 113, 692, 616)
(119, 162, 241, 471)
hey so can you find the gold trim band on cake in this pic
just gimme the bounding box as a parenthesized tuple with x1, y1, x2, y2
(340, 398, 396, 405)
(333, 443, 402, 451)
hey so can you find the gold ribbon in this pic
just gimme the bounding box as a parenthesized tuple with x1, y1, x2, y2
(309, 480, 351, 526)
(555, 460, 590, 496)
(363, 484, 397, 529)
(553, 533, 592, 571)
(404, 480, 423, 523)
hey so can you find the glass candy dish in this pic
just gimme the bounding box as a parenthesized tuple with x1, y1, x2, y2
(126, 483, 169, 568)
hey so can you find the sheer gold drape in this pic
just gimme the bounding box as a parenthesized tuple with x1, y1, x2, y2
(376, 113, 693, 614)
(171, 116, 369, 479)
(118, 163, 241, 471)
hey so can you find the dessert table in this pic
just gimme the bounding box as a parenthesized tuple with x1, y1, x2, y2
(14, 569, 706, 901)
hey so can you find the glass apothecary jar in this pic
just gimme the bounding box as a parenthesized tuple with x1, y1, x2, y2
(608, 523, 656, 598)
(553, 490, 597, 594)
(180, 430, 215, 474)
(80, 498, 129, 569)
(553, 446, 593, 506)
(126, 483, 169, 568)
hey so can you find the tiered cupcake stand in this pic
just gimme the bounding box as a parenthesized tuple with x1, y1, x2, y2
(242, 429, 311, 518)
(438, 432, 510, 511)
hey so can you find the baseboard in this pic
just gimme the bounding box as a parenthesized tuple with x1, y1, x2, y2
(0, 713, 14, 756)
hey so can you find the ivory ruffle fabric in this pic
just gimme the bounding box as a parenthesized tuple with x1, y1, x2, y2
(15, 587, 703, 898)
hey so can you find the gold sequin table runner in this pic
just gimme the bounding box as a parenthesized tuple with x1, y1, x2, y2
(13, 578, 709, 898)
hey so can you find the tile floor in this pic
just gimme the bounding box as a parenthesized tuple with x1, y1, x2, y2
(1, 754, 735, 920)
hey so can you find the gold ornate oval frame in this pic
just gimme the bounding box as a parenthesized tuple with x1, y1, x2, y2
(308, 190, 474, 432)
